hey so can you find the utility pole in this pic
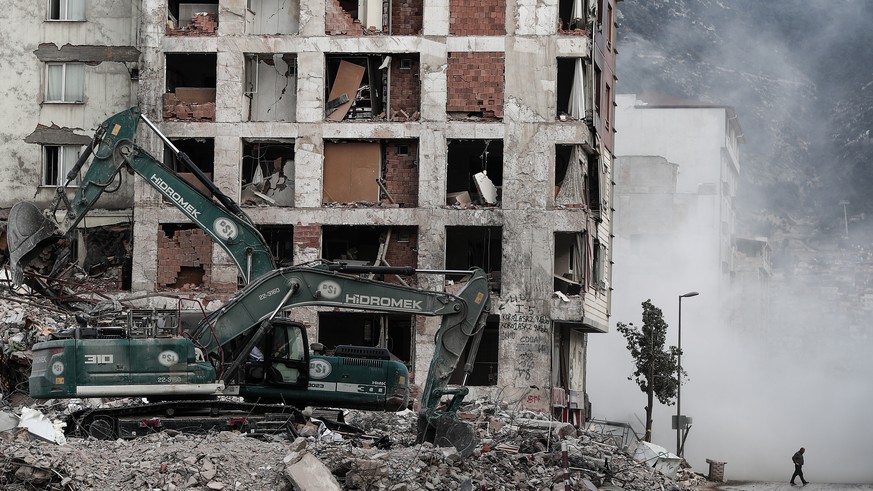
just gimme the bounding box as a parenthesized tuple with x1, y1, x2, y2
(840, 200, 849, 239)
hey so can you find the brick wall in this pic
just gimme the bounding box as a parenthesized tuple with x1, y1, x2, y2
(391, 0, 423, 35)
(325, 0, 364, 35)
(449, 0, 505, 36)
(446, 52, 505, 117)
(294, 224, 322, 251)
(383, 226, 418, 286)
(390, 57, 420, 120)
(157, 226, 213, 289)
(384, 141, 419, 207)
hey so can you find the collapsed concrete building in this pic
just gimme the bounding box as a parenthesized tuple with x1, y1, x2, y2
(0, 0, 616, 419)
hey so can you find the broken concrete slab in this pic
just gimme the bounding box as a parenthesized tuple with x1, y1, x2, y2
(285, 452, 342, 491)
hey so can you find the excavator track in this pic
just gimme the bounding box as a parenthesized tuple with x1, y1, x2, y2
(67, 400, 307, 440)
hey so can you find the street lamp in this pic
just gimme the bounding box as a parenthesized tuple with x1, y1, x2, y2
(676, 291, 699, 457)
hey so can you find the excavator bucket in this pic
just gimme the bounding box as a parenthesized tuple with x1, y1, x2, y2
(6, 201, 62, 286)
(417, 413, 478, 458)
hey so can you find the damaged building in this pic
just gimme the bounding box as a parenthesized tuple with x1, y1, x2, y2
(0, 0, 617, 420)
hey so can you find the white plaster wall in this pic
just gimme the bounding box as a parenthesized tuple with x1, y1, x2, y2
(0, 1, 140, 208)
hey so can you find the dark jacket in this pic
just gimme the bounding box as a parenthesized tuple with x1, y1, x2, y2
(792, 451, 804, 466)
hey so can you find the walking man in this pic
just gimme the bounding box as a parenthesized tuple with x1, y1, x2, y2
(791, 447, 808, 486)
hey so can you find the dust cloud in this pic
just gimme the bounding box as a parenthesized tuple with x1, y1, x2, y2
(587, 0, 873, 485)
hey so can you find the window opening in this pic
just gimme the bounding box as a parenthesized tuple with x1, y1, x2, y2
(164, 53, 217, 121)
(554, 232, 584, 295)
(446, 140, 503, 207)
(257, 225, 295, 266)
(242, 140, 295, 206)
(167, 0, 219, 34)
(448, 315, 499, 386)
(445, 226, 502, 293)
(163, 138, 215, 199)
(45, 63, 85, 103)
(43, 145, 81, 186)
(557, 58, 587, 120)
(48, 0, 85, 20)
(245, 54, 297, 122)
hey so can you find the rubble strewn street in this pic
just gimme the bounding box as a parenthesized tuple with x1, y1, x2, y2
(0, 283, 710, 491)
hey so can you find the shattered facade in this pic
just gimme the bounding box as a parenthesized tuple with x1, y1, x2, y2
(1, 0, 617, 417)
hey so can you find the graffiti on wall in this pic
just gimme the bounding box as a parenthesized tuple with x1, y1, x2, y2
(499, 296, 550, 383)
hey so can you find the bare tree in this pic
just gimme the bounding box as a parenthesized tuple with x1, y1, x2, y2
(616, 299, 683, 442)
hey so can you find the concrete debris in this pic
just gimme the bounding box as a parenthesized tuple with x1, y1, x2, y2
(0, 292, 712, 491)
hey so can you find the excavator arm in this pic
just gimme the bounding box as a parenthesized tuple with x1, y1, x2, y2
(7, 107, 275, 285)
(189, 263, 491, 455)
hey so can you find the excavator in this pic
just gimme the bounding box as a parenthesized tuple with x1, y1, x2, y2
(7, 108, 491, 455)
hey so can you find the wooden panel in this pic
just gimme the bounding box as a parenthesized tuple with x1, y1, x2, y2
(326, 60, 365, 121)
(323, 142, 380, 202)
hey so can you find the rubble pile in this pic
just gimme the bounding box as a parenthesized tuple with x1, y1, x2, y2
(0, 292, 709, 491)
(0, 397, 708, 491)
(0, 294, 74, 406)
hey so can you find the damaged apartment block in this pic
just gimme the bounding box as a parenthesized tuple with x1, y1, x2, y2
(246, 0, 299, 34)
(325, 55, 420, 122)
(323, 140, 418, 208)
(163, 53, 216, 121)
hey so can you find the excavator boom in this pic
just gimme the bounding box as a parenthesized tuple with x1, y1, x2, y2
(7, 107, 275, 286)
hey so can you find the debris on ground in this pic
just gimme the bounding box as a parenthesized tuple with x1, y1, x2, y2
(0, 276, 711, 491)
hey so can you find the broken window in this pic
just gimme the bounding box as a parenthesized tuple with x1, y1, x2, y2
(157, 224, 213, 290)
(167, 1, 218, 34)
(555, 230, 604, 294)
(256, 225, 294, 266)
(42, 145, 81, 186)
(445, 226, 502, 293)
(593, 237, 607, 290)
(555, 144, 604, 214)
(554, 232, 584, 295)
(45, 63, 84, 103)
(48, 0, 85, 21)
(242, 140, 295, 207)
(246, 0, 299, 35)
(322, 225, 419, 284)
(163, 138, 215, 198)
(244, 54, 297, 122)
(558, 0, 591, 32)
(164, 53, 216, 121)
(325, 55, 420, 121)
(555, 144, 585, 207)
(556, 58, 587, 121)
(446, 140, 503, 207)
(318, 313, 413, 364)
(448, 315, 500, 386)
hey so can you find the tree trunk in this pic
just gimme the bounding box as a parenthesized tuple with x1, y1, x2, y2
(644, 385, 654, 442)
